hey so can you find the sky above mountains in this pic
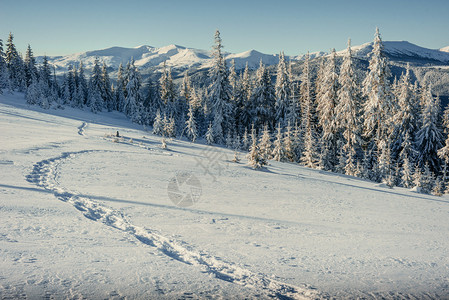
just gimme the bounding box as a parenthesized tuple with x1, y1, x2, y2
(1, 0, 448, 57)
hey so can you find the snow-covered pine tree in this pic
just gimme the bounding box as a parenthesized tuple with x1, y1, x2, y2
(24, 44, 38, 88)
(115, 63, 126, 112)
(362, 28, 393, 152)
(412, 164, 423, 192)
(415, 84, 443, 172)
(0, 38, 8, 92)
(207, 30, 233, 144)
(87, 58, 103, 113)
(299, 53, 317, 169)
(233, 131, 241, 150)
(272, 123, 285, 162)
(251, 60, 275, 130)
(247, 126, 266, 169)
(242, 128, 250, 151)
(378, 139, 393, 183)
(400, 152, 414, 188)
(432, 176, 443, 196)
(287, 61, 300, 126)
(185, 103, 198, 142)
(74, 62, 87, 107)
(283, 122, 295, 162)
(259, 124, 272, 162)
(152, 110, 164, 136)
(101, 62, 114, 111)
(275, 52, 290, 126)
(316, 48, 339, 170)
(335, 40, 362, 176)
(5, 32, 25, 91)
(421, 163, 434, 194)
(205, 122, 214, 145)
(391, 64, 418, 157)
(124, 60, 144, 123)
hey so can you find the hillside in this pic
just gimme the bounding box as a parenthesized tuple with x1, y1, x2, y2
(1, 92, 449, 299)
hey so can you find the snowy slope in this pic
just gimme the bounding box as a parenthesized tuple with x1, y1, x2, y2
(2, 93, 449, 299)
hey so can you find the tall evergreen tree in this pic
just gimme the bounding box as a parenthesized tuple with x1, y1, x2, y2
(316, 48, 339, 170)
(415, 84, 443, 172)
(275, 52, 290, 126)
(335, 40, 362, 175)
(124, 60, 143, 123)
(391, 64, 418, 157)
(251, 60, 275, 130)
(207, 30, 232, 144)
(362, 28, 393, 150)
(24, 44, 38, 87)
(299, 53, 318, 169)
(101, 62, 114, 111)
(87, 57, 104, 113)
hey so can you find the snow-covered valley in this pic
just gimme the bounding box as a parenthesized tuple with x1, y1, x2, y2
(1, 92, 449, 299)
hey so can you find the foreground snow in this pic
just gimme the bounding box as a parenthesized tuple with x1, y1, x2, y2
(1, 93, 449, 299)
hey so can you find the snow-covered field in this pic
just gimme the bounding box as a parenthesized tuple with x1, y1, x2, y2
(1, 93, 449, 299)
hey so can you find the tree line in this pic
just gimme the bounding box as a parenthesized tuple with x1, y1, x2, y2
(1, 29, 449, 195)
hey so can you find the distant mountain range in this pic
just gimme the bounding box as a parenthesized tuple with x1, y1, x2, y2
(37, 41, 449, 76)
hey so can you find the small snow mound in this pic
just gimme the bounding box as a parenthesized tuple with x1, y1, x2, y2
(374, 183, 392, 189)
(410, 186, 422, 193)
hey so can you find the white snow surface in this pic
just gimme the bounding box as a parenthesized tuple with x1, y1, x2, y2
(1, 93, 449, 299)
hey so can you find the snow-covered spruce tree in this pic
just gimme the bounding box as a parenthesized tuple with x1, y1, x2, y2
(378, 139, 394, 184)
(0, 38, 9, 92)
(438, 97, 449, 169)
(283, 122, 295, 162)
(400, 151, 414, 188)
(272, 123, 285, 162)
(259, 124, 272, 162)
(152, 110, 164, 136)
(299, 53, 317, 168)
(72, 62, 87, 107)
(247, 126, 266, 169)
(241, 128, 250, 151)
(432, 177, 444, 196)
(415, 84, 443, 173)
(335, 40, 362, 176)
(24, 44, 38, 88)
(207, 30, 233, 144)
(275, 52, 290, 126)
(205, 122, 214, 145)
(87, 57, 104, 113)
(159, 62, 177, 118)
(421, 163, 434, 194)
(362, 28, 393, 152)
(124, 60, 144, 123)
(115, 63, 126, 112)
(233, 131, 241, 150)
(252, 60, 275, 130)
(229, 59, 237, 95)
(316, 48, 339, 170)
(180, 71, 192, 114)
(391, 64, 418, 157)
(287, 62, 300, 126)
(185, 103, 198, 142)
(5, 32, 25, 91)
(101, 62, 114, 112)
(225, 130, 233, 148)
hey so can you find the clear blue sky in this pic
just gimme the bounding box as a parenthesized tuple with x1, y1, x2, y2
(1, 0, 448, 57)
